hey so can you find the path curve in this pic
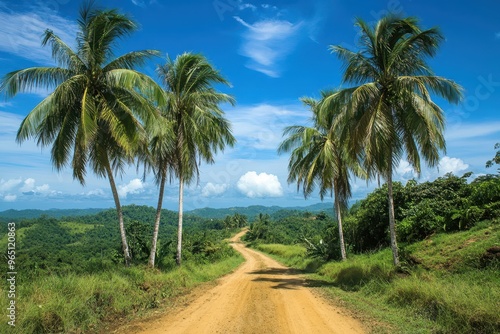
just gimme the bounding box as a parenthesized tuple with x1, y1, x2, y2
(121, 230, 365, 334)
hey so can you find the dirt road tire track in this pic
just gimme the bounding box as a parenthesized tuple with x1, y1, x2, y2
(119, 229, 365, 334)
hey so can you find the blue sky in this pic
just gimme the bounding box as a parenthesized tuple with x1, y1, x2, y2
(0, 0, 499, 211)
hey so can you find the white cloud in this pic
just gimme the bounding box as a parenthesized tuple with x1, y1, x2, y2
(118, 179, 145, 198)
(445, 121, 500, 141)
(239, 3, 257, 11)
(202, 183, 229, 197)
(229, 103, 309, 150)
(237, 171, 283, 198)
(395, 159, 418, 179)
(234, 16, 302, 77)
(4, 194, 17, 202)
(0, 7, 78, 64)
(20, 178, 35, 192)
(438, 157, 469, 175)
(84, 189, 106, 197)
(0, 178, 22, 192)
(35, 184, 50, 193)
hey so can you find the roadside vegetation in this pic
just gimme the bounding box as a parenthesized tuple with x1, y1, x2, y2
(0, 206, 245, 333)
(247, 171, 500, 333)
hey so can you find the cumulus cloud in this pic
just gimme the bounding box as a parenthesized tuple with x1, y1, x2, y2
(4, 194, 17, 202)
(202, 183, 229, 197)
(84, 189, 106, 197)
(234, 16, 302, 77)
(36, 184, 50, 194)
(439, 157, 469, 175)
(395, 160, 416, 178)
(0, 178, 22, 192)
(237, 171, 283, 198)
(20, 178, 35, 192)
(118, 179, 145, 198)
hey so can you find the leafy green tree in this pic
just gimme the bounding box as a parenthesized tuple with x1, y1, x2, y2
(223, 213, 248, 229)
(0, 3, 165, 265)
(486, 143, 500, 173)
(326, 15, 463, 265)
(279, 93, 362, 260)
(155, 53, 235, 266)
(246, 213, 271, 241)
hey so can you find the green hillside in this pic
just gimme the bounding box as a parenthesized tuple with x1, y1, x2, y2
(186, 202, 333, 219)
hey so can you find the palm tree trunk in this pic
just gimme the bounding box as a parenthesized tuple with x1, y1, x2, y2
(104, 159, 131, 266)
(386, 166, 400, 266)
(176, 175, 184, 266)
(148, 171, 166, 268)
(334, 193, 347, 261)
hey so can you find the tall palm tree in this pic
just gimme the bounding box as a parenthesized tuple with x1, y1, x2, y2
(278, 92, 361, 261)
(146, 117, 175, 268)
(153, 53, 235, 267)
(0, 2, 165, 265)
(325, 15, 463, 265)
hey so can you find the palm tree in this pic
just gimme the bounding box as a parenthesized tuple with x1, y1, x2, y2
(0, 3, 165, 265)
(152, 53, 235, 267)
(146, 117, 175, 268)
(279, 92, 360, 260)
(325, 15, 463, 265)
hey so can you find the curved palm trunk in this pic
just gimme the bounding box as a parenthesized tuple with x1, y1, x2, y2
(386, 166, 400, 266)
(104, 159, 131, 266)
(148, 171, 166, 268)
(334, 193, 347, 261)
(176, 175, 184, 266)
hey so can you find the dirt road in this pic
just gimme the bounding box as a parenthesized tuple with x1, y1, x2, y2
(123, 230, 365, 334)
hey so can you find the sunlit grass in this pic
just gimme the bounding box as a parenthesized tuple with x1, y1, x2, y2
(0, 254, 244, 334)
(254, 221, 500, 334)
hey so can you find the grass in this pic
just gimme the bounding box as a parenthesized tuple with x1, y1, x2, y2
(0, 253, 244, 334)
(254, 243, 325, 272)
(253, 220, 500, 334)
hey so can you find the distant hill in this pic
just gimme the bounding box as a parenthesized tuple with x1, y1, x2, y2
(185, 203, 333, 219)
(0, 203, 333, 220)
(0, 208, 106, 220)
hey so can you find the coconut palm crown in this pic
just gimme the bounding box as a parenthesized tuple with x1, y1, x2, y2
(279, 91, 363, 260)
(155, 53, 236, 266)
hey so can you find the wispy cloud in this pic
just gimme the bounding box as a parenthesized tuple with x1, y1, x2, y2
(496, 32, 500, 39)
(234, 16, 302, 77)
(445, 121, 500, 140)
(228, 103, 309, 151)
(0, 6, 77, 64)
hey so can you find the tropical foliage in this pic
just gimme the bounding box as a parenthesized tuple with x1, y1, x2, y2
(0, 3, 165, 265)
(323, 15, 463, 265)
(154, 53, 235, 266)
(279, 92, 362, 260)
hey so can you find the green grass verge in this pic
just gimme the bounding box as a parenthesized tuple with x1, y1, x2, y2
(0, 253, 243, 334)
(253, 221, 500, 334)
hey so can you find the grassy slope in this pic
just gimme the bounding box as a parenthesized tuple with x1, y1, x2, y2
(0, 255, 244, 334)
(253, 221, 500, 334)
